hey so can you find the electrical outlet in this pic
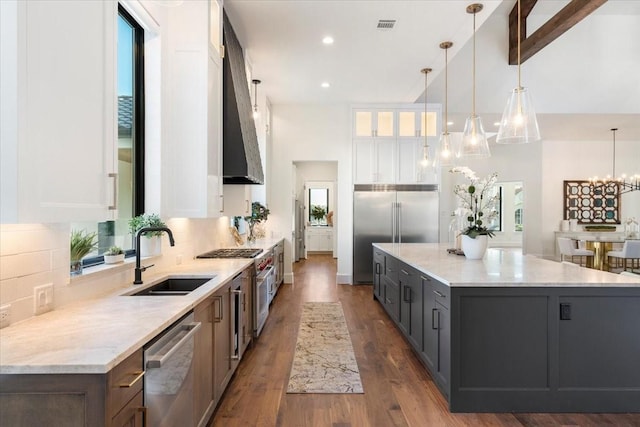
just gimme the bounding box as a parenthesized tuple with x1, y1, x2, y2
(0, 304, 10, 329)
(34, 283, 54, 315)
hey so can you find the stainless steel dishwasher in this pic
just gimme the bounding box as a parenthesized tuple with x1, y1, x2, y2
(144, 312, 201, 427)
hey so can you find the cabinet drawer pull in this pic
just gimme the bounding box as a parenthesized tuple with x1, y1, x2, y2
(433, 290, 445, 298)
(214, 295, 223, 322)
(375, 262, 381, 274)
(400, 269, 409, 276)
(403, 286, 411, 303)
(432, 308, 439, 330)
(119, 370, 144, 388)
(421, 275, 431, 282)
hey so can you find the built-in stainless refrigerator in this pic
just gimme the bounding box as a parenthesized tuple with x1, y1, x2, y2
(353, 184, 439, 284)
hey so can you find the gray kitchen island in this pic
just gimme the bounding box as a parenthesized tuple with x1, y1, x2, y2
(372, 243, 640, 413)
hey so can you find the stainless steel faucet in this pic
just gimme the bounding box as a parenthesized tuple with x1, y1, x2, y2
(134, 227, 175, 285)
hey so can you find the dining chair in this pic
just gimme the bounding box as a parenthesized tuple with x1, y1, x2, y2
(607, 240, 640, 271)
(557, 237, 594, 267)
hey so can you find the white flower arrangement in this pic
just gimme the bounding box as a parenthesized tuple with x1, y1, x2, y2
(451, 167, 499, 239)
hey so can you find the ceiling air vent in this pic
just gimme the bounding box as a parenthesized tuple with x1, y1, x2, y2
(377, 19, 396, 30)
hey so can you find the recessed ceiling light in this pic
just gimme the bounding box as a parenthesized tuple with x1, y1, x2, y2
(447, 121, 454, 126)
(322, 36, 334, 45)
(321, 82, 330, 88)
(494, 122, 501, 126)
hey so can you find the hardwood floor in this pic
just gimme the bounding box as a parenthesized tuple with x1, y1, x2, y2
(210, 254, 640, 427)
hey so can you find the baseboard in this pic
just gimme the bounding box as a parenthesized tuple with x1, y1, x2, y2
(336, 273, 351, 285)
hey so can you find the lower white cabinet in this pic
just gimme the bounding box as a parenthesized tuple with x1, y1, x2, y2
(306, 227, 333, 252)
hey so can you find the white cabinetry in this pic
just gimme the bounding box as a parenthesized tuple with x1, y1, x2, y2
(306, 227, 333, 252)
(1, 1, 117, 223)
(352, 105, 440, 185)
(163, 0, 223, 218)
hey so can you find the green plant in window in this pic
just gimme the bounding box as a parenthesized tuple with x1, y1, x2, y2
(70, 230, 98, 262)
(311, 205, 327, 221)
(104, 246, 124, 256)
(128, 213, 167, 238)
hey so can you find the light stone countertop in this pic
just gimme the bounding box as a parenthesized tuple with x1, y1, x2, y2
(374, 243, 640, 287)
(0, 258, 253, 375)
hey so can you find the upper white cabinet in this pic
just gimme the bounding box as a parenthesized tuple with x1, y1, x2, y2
(163, 0, 223, 218)
(352, 105, 441, 185)
(1, 1, 117, 223)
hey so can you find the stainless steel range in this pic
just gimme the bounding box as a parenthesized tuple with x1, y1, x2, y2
(196, 248, 274, 337)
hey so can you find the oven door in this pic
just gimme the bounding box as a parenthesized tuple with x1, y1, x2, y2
(254, 266, 272, 336)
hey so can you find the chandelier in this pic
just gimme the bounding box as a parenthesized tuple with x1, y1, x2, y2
(589, 128, 640, 195)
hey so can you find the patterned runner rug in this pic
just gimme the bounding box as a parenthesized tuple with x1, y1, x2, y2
(287, 302, 364, 394)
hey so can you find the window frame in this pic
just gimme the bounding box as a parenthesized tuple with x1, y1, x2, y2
(118, 3, 145, 216)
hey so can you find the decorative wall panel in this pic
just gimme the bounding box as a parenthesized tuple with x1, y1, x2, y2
(563, 180, 620, 224)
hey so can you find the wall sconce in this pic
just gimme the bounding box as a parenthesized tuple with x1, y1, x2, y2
(252, 79, 261, 119)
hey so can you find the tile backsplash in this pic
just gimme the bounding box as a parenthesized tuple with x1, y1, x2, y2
(0, 217, 235, 327)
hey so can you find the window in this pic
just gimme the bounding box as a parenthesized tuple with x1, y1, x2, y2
(309, 188, 329, 226)
(71, 6, 145, 266)
(486, 186, 503, 232)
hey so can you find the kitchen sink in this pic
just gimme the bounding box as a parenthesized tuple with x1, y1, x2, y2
(129, 277, 214, 296)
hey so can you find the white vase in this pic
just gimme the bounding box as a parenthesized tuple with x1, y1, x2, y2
(461, 235, 488, 260)
(139, 236, 161, 257)
(104, 253, 125, 264)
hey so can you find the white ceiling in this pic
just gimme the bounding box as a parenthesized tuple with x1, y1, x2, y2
(224, 0, 640, 140)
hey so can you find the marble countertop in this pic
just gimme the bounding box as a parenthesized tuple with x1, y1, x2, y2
(0, 258, 253, 375)
(374, 243, 640, 287)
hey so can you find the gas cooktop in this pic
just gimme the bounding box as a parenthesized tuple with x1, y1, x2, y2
(196, 248, 263, 259)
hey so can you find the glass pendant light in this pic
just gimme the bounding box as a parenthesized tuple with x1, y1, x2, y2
(460, 3, 490, 158)
(437, 41, 456, 167)
(419, 68, 434, 170)
(496, 0, 540, 144)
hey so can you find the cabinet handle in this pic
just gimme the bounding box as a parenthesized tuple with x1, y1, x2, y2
(214, 295, 223, 322)
(421, 275, 431, 282)
(219, 194, 224, 213)
(245, 199, 250, 214)
(432, 308, 439, 330)
(401, 269, 409, 276)
(119, 370, 144, 388)
(375, 262, 381, 274)
(137, 406, 147, 426)
(108, 173, 117, 210)
(433, 290, 445, 298)
(403, 286, 411, 303)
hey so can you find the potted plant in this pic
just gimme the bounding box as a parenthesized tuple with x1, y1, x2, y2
(103, 246, 125, 264)
(70, 229, 98, 275)
(128, 213, 168, 256)
(451, 167, 499, 259)
(310, 205, 327, 224)
(244, 202, 270, 242)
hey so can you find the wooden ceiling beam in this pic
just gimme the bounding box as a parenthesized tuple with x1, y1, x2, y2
(508, 0, 608, 65)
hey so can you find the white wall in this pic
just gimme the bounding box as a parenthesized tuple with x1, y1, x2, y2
(269, 105, 352, 283)
(0, 218, 236, 325)
(540, 139, 640, 258)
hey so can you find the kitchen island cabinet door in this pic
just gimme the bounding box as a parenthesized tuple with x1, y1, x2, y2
(382, 275, 400, 322)
(1, 0, 117, 223)
(194, 297, 215, 425)
(373, 248, 384, 300)
(399, 264, 423, 352)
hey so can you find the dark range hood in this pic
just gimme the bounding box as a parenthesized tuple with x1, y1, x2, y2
(222, 12, 264, 185)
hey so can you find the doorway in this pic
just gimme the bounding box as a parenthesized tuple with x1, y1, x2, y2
(292, 161, 338, 262)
